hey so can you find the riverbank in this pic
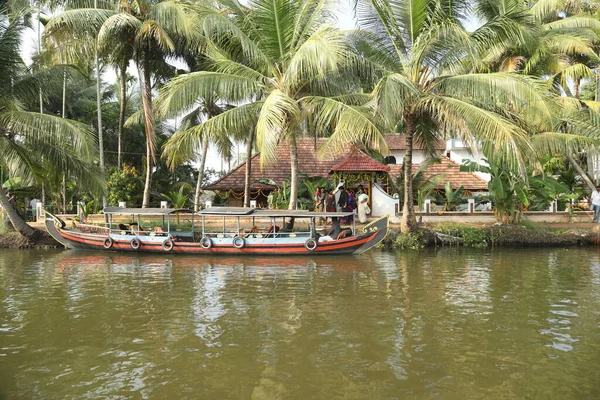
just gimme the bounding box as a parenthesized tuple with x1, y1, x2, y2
(383, 222, 599, 250)
(2, 220, 599, 250)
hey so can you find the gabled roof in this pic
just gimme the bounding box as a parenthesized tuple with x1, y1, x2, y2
(204, 138, 487, 192)
(388, 157, 488, 190)
(385, 134, 446, 150)
(330, 150, 390, 173)
(204, 138, 343, 191)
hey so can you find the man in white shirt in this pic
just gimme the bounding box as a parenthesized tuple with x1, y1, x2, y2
(590, 187, 600, 222)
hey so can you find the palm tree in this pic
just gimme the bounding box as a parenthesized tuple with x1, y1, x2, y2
(162, 97, 230, 211)
(157, 0, 385, 210)
(45, 0, 205, 207)
(473, 0, 600, 192)
(353, 0, 555, 232)
(0, 7, 103, 239)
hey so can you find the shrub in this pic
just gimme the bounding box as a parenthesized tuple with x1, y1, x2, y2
(393, 232, 424, 250)
(107, 165, 144, 206)
(435, 223, 490, 248)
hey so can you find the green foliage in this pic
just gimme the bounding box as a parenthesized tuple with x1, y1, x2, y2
(77, 200, 95, 218)
(395, 158, 446, 207)
(393, 232, 424, 251)
(435, 224, 491, 248)
(107, 165, 143, 206)
(462, 155, 571, 224)
(442, 182, 465, 211)
(161, 186, 189, 208)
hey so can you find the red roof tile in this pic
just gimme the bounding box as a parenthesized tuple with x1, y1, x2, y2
(204, 138, 343, 191)
(388, 157, 488, 190)
(204, 138, 486, 192)
(385, 134, 446, 150)
(330, 150, 390, 173)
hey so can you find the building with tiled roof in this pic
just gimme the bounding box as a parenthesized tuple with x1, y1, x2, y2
(204, 138, 345, 206)
(385, 134, 446, 150)
(204, 137, 487, 207)
(388, 157, 488, 191)
(329, 150, 390, 173)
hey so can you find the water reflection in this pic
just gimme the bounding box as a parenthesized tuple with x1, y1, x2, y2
(1, 248, 600, 398)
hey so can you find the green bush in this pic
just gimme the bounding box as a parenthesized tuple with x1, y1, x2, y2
(435, 223, 490, 248)
(393, 232, 424, 250)
(107, 165, 144, 206)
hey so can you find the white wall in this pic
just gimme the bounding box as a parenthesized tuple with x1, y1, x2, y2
(371, 183, 399, 217)
(389, 150, 428, 164)
(447, 149, 491, 182)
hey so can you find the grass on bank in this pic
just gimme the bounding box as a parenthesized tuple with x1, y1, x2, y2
(382, 221, 597, 251)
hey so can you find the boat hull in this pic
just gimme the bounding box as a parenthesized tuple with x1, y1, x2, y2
(45, 214, 389, 256)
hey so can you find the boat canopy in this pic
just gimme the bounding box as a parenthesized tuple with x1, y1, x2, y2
(103, 207, 192, 216)
(197, 207, 353, 218)
(198, 207, 257, 215)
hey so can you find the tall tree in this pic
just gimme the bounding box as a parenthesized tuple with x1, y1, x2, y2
(0, 7, 103, 239)
(353, 0, 555, 232)
(157, 0, 384, 210)
(472, 0, 600, 191)
(45, 0, 205, 207)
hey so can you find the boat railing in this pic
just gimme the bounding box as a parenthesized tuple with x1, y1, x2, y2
(77, 223, 111, 235)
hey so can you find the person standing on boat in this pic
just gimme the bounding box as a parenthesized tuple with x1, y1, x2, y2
(357, 188, 370, 223)
(591, 186, 600, 222)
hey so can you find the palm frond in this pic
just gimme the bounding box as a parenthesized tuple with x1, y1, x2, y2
(155, 71, 262, 118)
(303, 95, 387, 157)
(255, 89, 299, 166)
(283, 27, 348, 87)
(433, 72, 556, 129)
(249, 0, 297, 59)
(371, 72, 419, 126)
(421, 95, 532, 169)
(135, 20, 175, 54)
(532, 132, 600, 155)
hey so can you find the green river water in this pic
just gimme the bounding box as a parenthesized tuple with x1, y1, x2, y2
(0, 248, 599, 399)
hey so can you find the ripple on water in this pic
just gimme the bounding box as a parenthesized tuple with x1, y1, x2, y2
(1, 248, 600, 399)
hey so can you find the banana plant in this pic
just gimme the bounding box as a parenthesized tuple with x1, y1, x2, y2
(443, 182, 465, 211)
(77, 200, 95, 223)
(161, 187, 189, 209)
(462, 157, 572, 223)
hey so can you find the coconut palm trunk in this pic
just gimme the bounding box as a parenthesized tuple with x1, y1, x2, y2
(117, 64, 127, 167)
(140, 57, 155, 208)
(568, 154, 596, 192)
(288, 133, 299, 210)
(95, 40, 105, 208)
(194, 134, 209, 212)
(243, 127, 255, 207)
(0, 186, 39, 239)
(401, 113, 417, 233)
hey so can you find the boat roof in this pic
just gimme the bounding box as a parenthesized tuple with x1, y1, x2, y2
(102, 206, 353, 218)
(198, 207, 353, 218)
(103, 207, 192, 216)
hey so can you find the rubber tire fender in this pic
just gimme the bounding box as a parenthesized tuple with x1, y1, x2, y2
(305, 238, 318, 251)
(162, 238, 174, 251)
(130, 238, 141, 250)
(232, 236, 245, 249)
(200, 237, 212, 249)
(103, 237, 113, 249)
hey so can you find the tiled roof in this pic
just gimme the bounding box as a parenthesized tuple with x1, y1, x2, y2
(204, 138, 343, 191)
(385, 134, 446, 150)
(388, 157, 488, 191)
(204, 138, 486, 192)
(330, 150, 390, 172)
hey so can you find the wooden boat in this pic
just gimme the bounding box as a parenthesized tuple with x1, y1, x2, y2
(45, 207, 389, 256)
